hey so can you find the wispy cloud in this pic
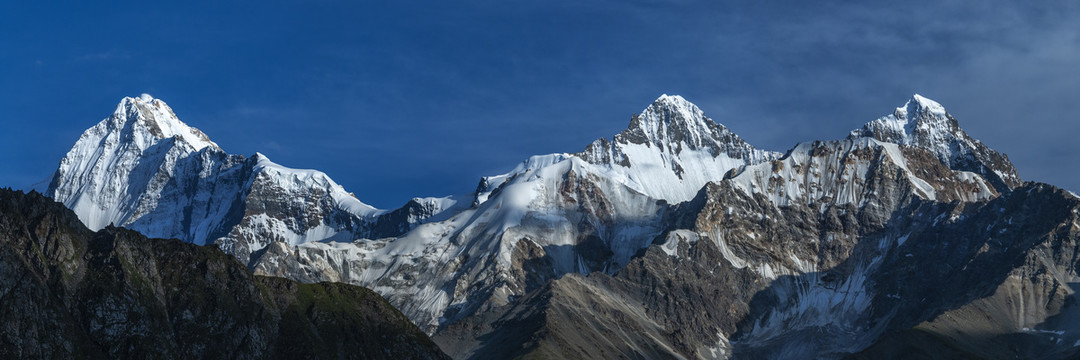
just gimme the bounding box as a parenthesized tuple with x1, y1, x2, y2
(74, 49, 131, 62)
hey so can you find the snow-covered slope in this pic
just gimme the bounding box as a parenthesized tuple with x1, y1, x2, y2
(47, 95, 450, 264)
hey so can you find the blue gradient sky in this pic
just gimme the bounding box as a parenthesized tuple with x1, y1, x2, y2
(2, 1, 1079, 208)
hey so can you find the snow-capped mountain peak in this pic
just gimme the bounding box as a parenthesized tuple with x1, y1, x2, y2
(852, 94, 955, 145)
(49, 95, 464, 266)
(905, 93, 946, 116)
(576, 94, 779, 203)
(849, 94, 1021, 191)
(640, 94, 705, 128)
(624, 94, 732, 152)
(112, 94, 220, 152)
(48, 95, 225, 231)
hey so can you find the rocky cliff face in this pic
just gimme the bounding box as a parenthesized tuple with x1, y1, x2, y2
(0, 188, 448, 359)
(847, 183, 1080, 360)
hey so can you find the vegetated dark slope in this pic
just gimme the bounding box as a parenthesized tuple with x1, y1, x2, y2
(0, 188, 449, 360)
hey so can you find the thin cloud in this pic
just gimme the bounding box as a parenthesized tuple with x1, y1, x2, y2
(74, 49, 131, 62)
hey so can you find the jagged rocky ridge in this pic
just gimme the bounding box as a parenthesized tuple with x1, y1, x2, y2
(247, 95, 781, 333)
(0, 188, 448, 359)
(432, 97, 1080, 359)
(46, 93, 1080, 359)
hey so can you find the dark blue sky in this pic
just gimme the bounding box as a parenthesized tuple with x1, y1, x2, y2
(3, 1, 1079, 208)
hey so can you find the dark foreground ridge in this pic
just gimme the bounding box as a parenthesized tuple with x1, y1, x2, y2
(0, 188, 449, 360)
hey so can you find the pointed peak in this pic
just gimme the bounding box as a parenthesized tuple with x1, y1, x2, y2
(910, 93, 937, 105)
(654, 93, 687, 104)
(622, 94, 716, 144)
(637, 94, 710, 126)
(109, 95, 221, 152)
(118, 93, 164, 110)
(900, 93, 947, 120)
(850, 93, 957, 144)
(648, 94, 698, 112)
(636, 94, 708, 130)
(849, 93, 1022, 191)
(584, 94, 773, 166)
(115, 93, 172, 118)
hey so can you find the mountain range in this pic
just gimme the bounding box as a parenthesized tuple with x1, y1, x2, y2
(35, 93, 1080, 359)
(0, 188, 447, 359)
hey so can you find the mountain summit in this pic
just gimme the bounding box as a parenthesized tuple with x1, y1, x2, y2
(48, 94, 220, 231)
(578, 94, 779, 203)
(849, 94, 1021, 191)
(46, 96, 455, 264)
(110, 94, 218, 152)
(620, 94, 746, 154)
